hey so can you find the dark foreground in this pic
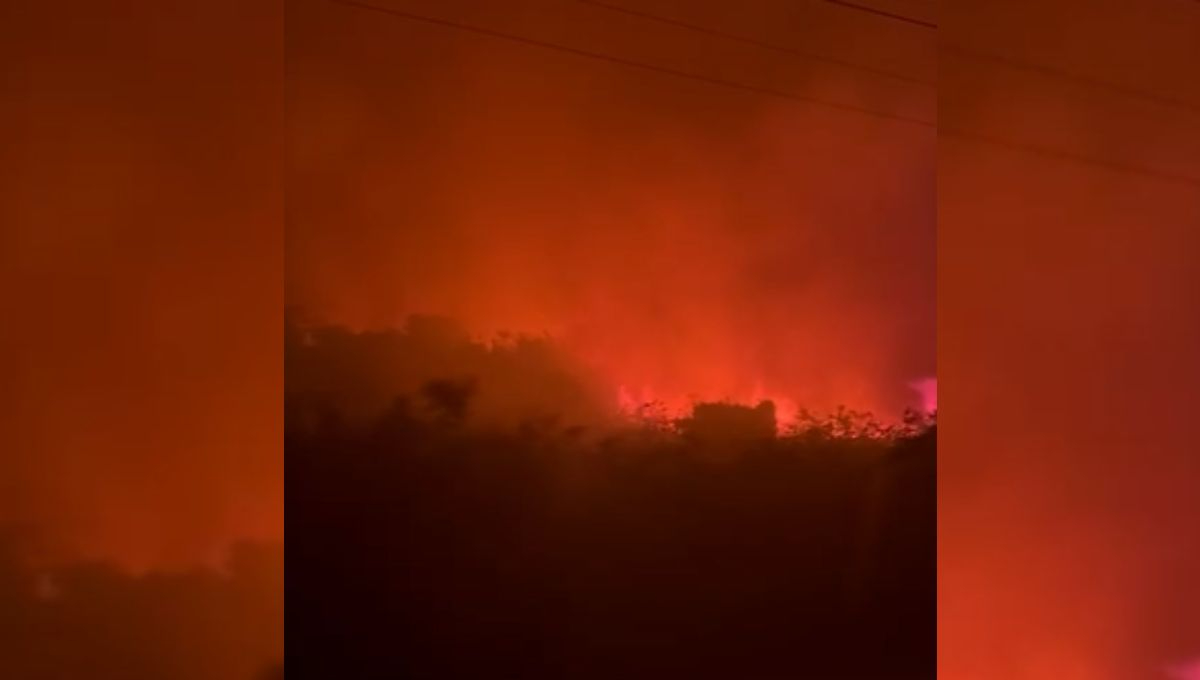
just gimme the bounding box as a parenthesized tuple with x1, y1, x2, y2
(287, 405, 934, 680)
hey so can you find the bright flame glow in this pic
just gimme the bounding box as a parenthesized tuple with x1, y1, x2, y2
(910, 377, 937, 413)
(617, 384, 803, 434)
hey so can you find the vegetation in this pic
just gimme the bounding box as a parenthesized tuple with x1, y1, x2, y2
(287, 316, 934, 679)
(0, 536, 282, 680)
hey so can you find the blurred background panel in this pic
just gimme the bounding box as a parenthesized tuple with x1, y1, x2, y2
(939, 0, 1200, 677)
(0, 1, 283, 678)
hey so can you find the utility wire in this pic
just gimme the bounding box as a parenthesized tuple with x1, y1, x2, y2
(943, 44, 1200, 116)
(573, 0, 933, 87)
(817, 0, 1194, 115)
(327, 0, 1196, 187)
(327, 0, 935, 128)
(819, 0, 936, 29)
(574, 1, 1194, 116)
(576, 0, 1195, 115)
(943, 128, 1200, 188)
(574, 1, 1196, 118)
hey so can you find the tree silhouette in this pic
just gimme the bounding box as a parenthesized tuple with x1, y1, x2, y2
(286, 317, 935, 679)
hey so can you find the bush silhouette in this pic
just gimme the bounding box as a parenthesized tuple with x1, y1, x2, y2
(287, 316, 934, 679)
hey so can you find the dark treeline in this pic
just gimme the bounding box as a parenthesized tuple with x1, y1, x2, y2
(287, 316, 935, 679)
(0, 535, 283, 680)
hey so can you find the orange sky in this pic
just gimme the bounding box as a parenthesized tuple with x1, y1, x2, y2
(940, 0, 1200, 676)
(287, 0, 936, 419)
(1, 0, 282, 569)
(2, 0, 1198, 677)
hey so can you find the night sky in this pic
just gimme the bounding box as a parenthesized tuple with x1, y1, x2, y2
(287, 0, 937, 420)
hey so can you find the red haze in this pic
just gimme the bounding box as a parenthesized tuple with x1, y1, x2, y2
(940, 0, 1200, 676)
(287, 0, 936, 421)
(1, 1, 282, 570)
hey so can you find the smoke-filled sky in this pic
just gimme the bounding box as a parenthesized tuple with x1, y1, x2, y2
(287, 0, 936, 419)
(1, 1, 282, 570)
(6, 0, 1196, 677)
(940, 0, 1200, 678)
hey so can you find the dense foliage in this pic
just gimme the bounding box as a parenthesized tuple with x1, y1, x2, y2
(287, 318, 934, 679)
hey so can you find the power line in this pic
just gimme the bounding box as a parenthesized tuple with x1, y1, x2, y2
(815, 0, 1192, 116)
(819, 0, 936, 29)
(576, 0, 1198, 118)
(573, 0, 933, 87)
(942, 127, 1200, 188)
(327, 0, 935, 128)
(325, 0, 1197, 187)
(943, 44, 1200, 116)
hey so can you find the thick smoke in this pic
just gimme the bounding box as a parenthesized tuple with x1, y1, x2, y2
(940, 0, 1200, 677)
(2, 3, 283, 676)
(1, 0, 281, 568)
(287, 0, 936, 420)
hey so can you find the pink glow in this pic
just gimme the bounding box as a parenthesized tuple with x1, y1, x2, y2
(1167, 658, 1200, 680)
(910, 377, 937, 413)
(616, 385, 800, 433)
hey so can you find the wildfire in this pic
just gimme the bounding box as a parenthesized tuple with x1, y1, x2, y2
(617, 384, 798, 430)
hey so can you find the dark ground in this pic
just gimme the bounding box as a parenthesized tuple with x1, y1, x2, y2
(286, 319, 934, 679)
